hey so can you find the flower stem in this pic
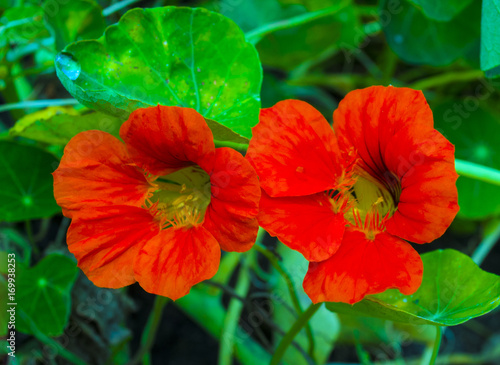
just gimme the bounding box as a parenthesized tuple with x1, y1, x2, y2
(455, 159, 500, 187)
(429, 326, 443, 365)
(245, 0, 350, 44)
(24, 220, 39, 256)
(213, 140, 249, 153)
(19, 310, 87, 365)
(127, 295, 169, 365)
(102, 0, 141, 16)
(254, 242, 316, 360)
(270, 302, 322, 365)
(218, 250, 255, 365)
(0, 99, 79, 113)
(472, 220, 500, 266)
(408, 69, 484, 90)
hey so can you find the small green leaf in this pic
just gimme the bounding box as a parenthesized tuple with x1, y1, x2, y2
(326, 249, 500, 326)
(407, 0, 473, 21)
(480, 0, 500, 78)
(43, 0, 107, 51)
(10, 107, 122, 145)
(0, 141, 61, 222)
(434, 103, 500, 219)
(16, 254, 78, 336)
(382, 0, 480, 66)
(55, 6, 262, 139)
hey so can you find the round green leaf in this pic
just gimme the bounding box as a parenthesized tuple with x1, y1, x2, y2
(16, 254, 78, 336)
(326, 249, 500, 326)
(55, 6, 262, 139)
(0, 141, 61, 222)
(382, 0, 480, 66)
(408, 0, 473, 21)
(434, 102, 500, 219)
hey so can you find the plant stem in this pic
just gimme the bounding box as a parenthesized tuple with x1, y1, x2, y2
(127, 295, 169, 365)
(218, 250, 255, 365)
(408, 69, 484, 90)
(24, 220, 39, 256)
(0, 99, 79, 113)
(472, 220, 500, 266)
(254, 243, 316, 360)
(213, 140, 249, 153)
(455, 159, 500, 187)
(270, 302, 322, 365)
(245, 0, 350, 44)
(102, 0, 141, 16)
(0, 16, 37, 33)
(429, 326, 442, 365)
(18, 310, 87, 365)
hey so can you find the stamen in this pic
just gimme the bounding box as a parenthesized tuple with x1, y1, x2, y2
(144, 166, 211, 230)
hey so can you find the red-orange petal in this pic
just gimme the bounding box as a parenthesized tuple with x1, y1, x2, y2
(259, 190, 346, 262)
(247, 100, 343, 197)
(333, 86, 434, 182)
(203, 147, 260, 252)
(384, 129, 459, 243)
(120, 105, 215, 176)
(303, 229, 423, 304)
(67, 205, 159, 289)
(134, 226, 220, 300)
(53, 131, 152, 218)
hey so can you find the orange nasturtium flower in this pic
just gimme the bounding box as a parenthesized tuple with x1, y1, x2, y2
(247, 86, 459, 304)
(53, 105, 260, 300)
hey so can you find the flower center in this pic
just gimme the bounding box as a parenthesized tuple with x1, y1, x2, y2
(333, 169, 401, 240)
(146, 165, 211, 229)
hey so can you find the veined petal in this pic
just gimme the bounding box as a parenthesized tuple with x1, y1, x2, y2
(53, 131, 152, 218)
(247, 100, 342, 197)
(203, 147, 260, 252)
(303, 229, 423, 304)
(333, 86, 434, 182)
(67, 205, 159, 289)
(120, 105, 215, 176)
(384, 129, 459, 243)
(134, 226, 220, 300)
(259, 190, 346, 262)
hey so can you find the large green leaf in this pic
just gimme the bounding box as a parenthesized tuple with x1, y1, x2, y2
(10, 106, 122, 145)
(327, 249, 500, 326)
(55, 6, 262, 139)
(44, 0, 106, 51)
(382, 0, 480, 66)
(407, 0, 473, 21)
(480, 0, 500, 78)
(0, 141, 61, 222)
(434, 103, 500, 219)
(16, 254, 78, 336)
